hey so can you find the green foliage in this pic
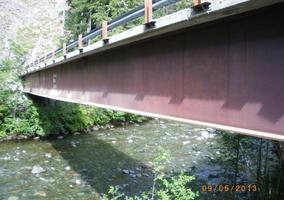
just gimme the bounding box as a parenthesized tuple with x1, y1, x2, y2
(33, 100, 148, 137)
(103, 147, 199, 200)
(0, 57, 44, 139)
(65, 0, 143, 39)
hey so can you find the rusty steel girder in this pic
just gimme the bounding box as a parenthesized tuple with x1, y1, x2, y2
(23, 5, 284, 141)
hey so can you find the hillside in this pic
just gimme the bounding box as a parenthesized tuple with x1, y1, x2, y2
(0, 0, 67, 62)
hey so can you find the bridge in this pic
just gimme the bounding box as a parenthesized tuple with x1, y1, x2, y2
(22, 0, 284, 141)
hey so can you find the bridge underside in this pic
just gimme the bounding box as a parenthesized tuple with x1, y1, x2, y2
(24, 5, 284, 140)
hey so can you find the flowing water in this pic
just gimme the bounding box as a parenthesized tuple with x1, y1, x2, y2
(0, 119, 283, 200)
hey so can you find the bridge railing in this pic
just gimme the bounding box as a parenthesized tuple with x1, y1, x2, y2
(25, 0, 207, 73)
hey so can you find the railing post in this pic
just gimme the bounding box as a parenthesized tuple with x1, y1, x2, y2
(52, 48, 55, 63)
(192, 0, 211, 12)
(78, 34, 83, 52)
(144, 0, 155, 28)
(194, 0, 201, 6)
(63, 43, 67, 58)
(102, 21, 109, 43)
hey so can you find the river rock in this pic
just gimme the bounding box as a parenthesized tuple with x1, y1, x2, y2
(182, 140, 191, 145)
(57, 136, 64, 140)
(8, 196, 19, 200)
(65, 166, 71, 171)
(75, 179, 81, 185)
(91, 126, 99, 131)
(32, 165, 45, 174)
(74, 132, 80, 136)
(34, 191, 47, 197)
(128, 139, 133, 143)
(122, 169, 129, 174)
(197, 130, 215, 141)
(45, 153, 52, 158)
(141, 163, 152, 169)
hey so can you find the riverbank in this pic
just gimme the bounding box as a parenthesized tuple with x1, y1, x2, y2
(0, 97, 148, 142)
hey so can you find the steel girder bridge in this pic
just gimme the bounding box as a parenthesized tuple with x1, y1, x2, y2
(22, 0, 284, 141)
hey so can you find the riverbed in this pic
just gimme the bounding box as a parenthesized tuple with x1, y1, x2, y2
(0, 119, 282, 200)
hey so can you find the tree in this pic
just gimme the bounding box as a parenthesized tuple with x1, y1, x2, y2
(65, 0, 142, 40)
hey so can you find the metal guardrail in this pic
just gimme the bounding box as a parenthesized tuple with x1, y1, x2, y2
(26, 0, 204, 72)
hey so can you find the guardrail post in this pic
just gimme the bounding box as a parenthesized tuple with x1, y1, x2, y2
(52, 48, 55, 63)
(192, 0, 211, 12)
(144, 0, 155, 28)
(78, 34, 83, 52)
(194, 0, 201, 6)
(63, 43, 67, 58)
(102, 21, 109, 43)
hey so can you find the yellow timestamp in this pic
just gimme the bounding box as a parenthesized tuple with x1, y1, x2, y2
(201, 184, 257, 193)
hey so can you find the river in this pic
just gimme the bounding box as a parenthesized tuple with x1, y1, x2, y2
(0, 119, 283, 200)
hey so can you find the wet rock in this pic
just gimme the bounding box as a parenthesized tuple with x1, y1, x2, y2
(8, 196, 19, 200)
(182, 141, 191, 145)
(45, 153, 52, 158)
(17, 135, 27, 140)
(91, 126, 100, 131)
(122, 169, 129, 174)
(57, 136, 64, 140)
(116, 184, 128, 190)
(141, 163, 152, 169)
(165, 132, 171, 136)
(129, 174, 136, 178)
(71, 144, 77, 148)
(128, 139, 133, 143)
(34, 191, 47, 197)
(74, 132, 80, 136)
(206, 128, 216, 133)
(160, 125, 167, 129)
(70, 141, 78, 147)
(197, 130, 215, 140)
(32, 165, 45, 174)
(33, 136, 40, 140)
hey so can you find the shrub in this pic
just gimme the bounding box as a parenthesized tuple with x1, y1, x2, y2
(103, 147, 199, 200)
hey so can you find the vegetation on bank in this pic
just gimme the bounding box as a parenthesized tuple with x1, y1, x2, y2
(103, 147, 199, 200)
